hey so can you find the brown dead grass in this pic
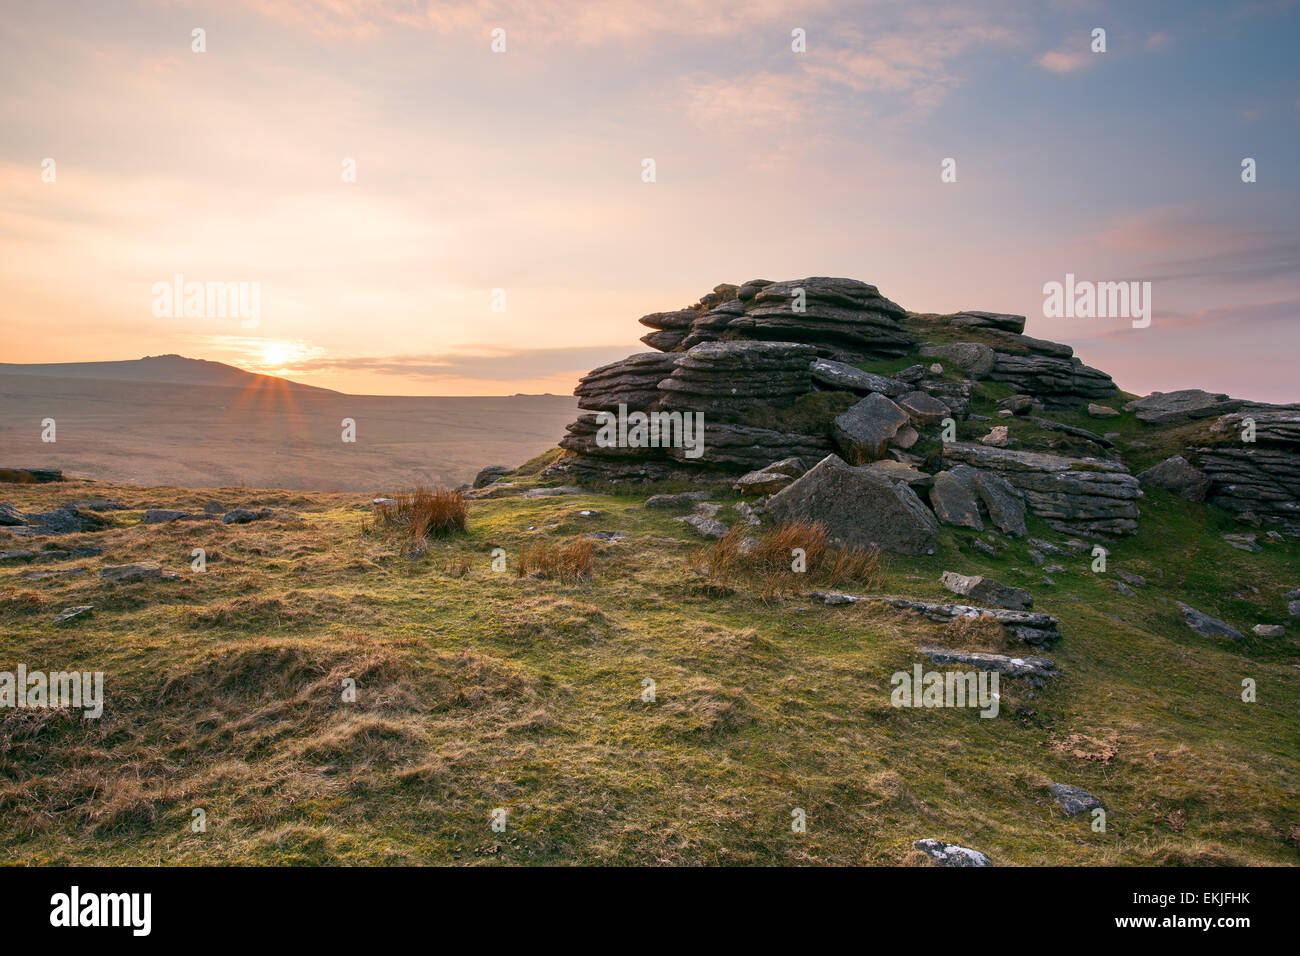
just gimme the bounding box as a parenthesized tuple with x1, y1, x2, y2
(371, 486, 468, 555)
(517, 537, 594, 584)
(690, 520, 882, 601)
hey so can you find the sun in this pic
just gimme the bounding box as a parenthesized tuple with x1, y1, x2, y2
(260, 343, 291, 368)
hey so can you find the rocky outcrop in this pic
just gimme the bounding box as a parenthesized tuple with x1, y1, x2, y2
(1197, 410, 1300, 533)
(690, 277, 915, 359)
(986, 350, 1118, 407)
(767, 454, 939, 555)
(943, 443, 1140, 536)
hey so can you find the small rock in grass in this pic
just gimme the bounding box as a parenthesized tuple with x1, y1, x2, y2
(912, 839, 992, 867)
(1051, 783, 1104, 816)
(1177, 602, 1244, 641)
(52, 605, 93, 625)
(1252, 624, 1285, 638)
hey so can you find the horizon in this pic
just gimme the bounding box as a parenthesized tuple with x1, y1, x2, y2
(2, 0, 1298, 401)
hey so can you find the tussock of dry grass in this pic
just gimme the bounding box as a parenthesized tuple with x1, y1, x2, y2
(370, 486, 468, 554)
(689, 520, 882, 601)
(517, 537, 594, 583)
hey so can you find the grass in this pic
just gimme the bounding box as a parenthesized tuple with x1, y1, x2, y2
(2, 468, 1294, 866)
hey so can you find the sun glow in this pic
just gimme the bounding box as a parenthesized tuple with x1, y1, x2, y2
(261, 342, 292, 368)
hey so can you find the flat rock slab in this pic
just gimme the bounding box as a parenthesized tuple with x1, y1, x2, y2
(645, 491, 712, 509)
(1050, 783, 1104, 816)
(809, 592, 1061, 647)
(522, 486, 585, 498)
(675, 515, 729, 538)
(809, 359, 909, 397)
(1177, 602, 1243, 641)
(912, 839, 992, 867)
(918, 645, 1056, 679)
(101, 562, 178, 583)
(52, 605, 94, 625)
(1124, 389, 1242, 424)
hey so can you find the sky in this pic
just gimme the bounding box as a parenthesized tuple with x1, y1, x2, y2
(1, 0, 1297, 399)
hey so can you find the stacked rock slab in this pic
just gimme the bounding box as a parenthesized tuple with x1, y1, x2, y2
(575, 352, 679, 412)
(643, 277, 915, 361)
(943, 442, 1140, 536)
(1198, 409, 1300, 534)
(984, 333, 1118, 407)
(656, 341, 816, 416)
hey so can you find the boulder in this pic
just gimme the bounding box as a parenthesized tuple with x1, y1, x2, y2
(831, 393, 911, 463)
(1087, 404, 1120, 418)
(919, 342, 996, 379)
(870, 597, 1061, 646)
(912, 839, 992, 867)
(940, 571, 1034, 610)
(972, 471, 1028, 537)
(675, 515, 729, 538)
(979, 425, 1010, 448)
(1177, 602, 1244, 641)
(767, 454, 939, 555)
(0, 502, 25, 525)
(1135, 456, 1208, 504)
(1125, 389, 1242, 424)
(1050, 783, 1103, 816)
(1253, 624, 1286, 638)
(473, 465, 510, 488)
(733, 468, 794, 496)
(897, 390, 951, 426)
(929, 471, 983, 530)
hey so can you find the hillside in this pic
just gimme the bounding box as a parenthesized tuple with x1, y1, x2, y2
(2, 279, 1297, 865)
(0, 358, 578, 491)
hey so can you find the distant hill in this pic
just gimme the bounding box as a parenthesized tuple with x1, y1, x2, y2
(0, 354, 336, 393)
